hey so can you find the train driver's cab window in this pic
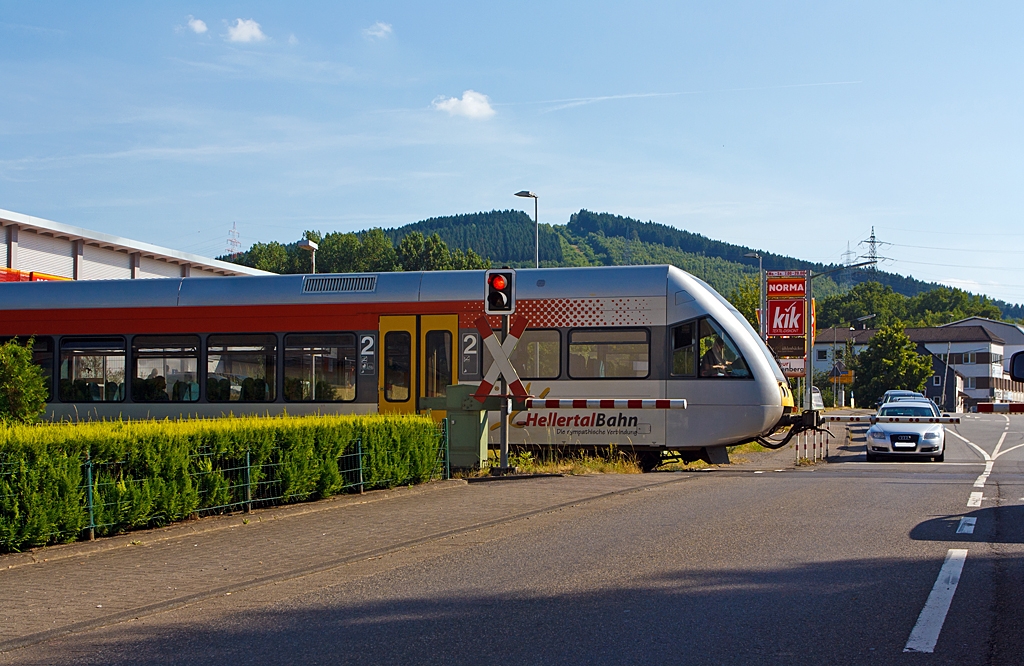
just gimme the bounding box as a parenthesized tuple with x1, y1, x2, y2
(384, 331, 411, 402)
(568, 329, 649, 378)
(132, 336, 200, 402)
(59, 338, 126, 402)
(697, 318, 750, 378)
(1, 336, 53, 400)
(671, 322, 696, 377)
(206, 334, 277, 402)
(284, 334, 357, 402)
(424, 330, 452, 398)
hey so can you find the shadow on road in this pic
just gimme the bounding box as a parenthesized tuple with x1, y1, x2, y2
(11, 554, 1024, 666)
(910, 504, 1024, 544)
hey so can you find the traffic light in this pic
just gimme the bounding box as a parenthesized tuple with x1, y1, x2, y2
(485, 269, 515, 314)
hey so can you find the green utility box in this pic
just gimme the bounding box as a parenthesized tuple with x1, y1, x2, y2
(421, 384, 494, 469)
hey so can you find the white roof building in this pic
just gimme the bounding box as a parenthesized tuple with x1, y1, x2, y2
(1, 208, 271, 281)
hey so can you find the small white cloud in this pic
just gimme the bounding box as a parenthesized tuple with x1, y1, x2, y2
(432, 90, 496, 119)
(226, 18, 266, 43)
(288, 33, 299, 45)
(187, 15, 207, 34)
(363, 21, 392, 39)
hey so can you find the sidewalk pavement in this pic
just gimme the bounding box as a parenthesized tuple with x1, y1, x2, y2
(0, 473, 683, 653)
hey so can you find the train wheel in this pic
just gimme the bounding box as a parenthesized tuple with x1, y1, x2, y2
(637, 452, 661, 473)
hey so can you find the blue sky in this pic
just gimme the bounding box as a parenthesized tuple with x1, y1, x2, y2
(2, 2, 1023, 303)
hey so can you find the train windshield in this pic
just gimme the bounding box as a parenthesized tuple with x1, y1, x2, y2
(692, 275, 787, 383)
(671, 318, 750, 378)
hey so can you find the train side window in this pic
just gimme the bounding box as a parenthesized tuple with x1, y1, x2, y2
(670, 322, 696, 377)
(697, 318, 751, 378)
(424, 330, 452, 398)
(206, 334, 277, 402)
(568, 329, 649, 379)
(508, 330, 560, 379)
(132, 335, 200, 403)
(283, 334, 357, 402)
(1, 336, 54, 400)
(59, 338, 126, 402)
(384, 331, 412, 402)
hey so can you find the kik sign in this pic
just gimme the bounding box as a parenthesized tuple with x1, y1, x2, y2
(766, 299, 805, 336)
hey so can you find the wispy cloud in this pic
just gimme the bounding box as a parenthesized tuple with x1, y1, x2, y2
(513, 80, 864, 113)
(226, 18, 266, 43)
(0, 21, 65, 36)
(186, 16, 207, 34)
(363, 22, 392, 39)
(432, 91, 495, 119)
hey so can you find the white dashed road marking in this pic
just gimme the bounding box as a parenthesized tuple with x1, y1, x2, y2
(904, 549, 969, 653)
(956, 517, 976, 534)
(968, 492, 984, 508)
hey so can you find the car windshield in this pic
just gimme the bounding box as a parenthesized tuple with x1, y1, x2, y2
(879, 405, 935, 417)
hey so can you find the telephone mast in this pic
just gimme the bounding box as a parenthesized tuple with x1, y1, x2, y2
(225, 222, 242, 258)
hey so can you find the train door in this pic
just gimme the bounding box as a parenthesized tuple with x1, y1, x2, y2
(378, 315, 458, 418)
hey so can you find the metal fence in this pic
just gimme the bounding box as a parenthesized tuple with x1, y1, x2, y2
(2, 419, 449, 549)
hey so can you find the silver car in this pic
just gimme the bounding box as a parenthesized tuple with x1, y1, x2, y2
(865, 400, 946, 462)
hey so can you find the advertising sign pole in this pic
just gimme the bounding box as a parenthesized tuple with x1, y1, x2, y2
(805, 272, 813, 412)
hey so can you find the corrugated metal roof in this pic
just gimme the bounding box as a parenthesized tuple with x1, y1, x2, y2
(0, 208, 271, 277)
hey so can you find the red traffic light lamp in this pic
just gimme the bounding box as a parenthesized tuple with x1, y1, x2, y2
(485, 269, 515, 315)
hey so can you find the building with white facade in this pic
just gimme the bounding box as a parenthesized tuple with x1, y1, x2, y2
(1, 208, 269, 281)
(813, 325, 1023, 411)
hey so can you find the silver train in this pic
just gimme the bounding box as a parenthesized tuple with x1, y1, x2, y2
(0, 265, 795, 466)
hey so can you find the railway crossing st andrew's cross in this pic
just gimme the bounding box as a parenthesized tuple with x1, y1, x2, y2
(473, 315, 529, 402)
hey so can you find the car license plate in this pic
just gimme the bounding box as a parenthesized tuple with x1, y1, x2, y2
(892, 434, 917, 448)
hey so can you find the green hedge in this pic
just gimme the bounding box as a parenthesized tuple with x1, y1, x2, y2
(0, 414, 442, 553)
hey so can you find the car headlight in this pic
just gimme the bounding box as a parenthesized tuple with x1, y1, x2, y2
(868, 430, 887, 440)
(923, 432, 940, 440)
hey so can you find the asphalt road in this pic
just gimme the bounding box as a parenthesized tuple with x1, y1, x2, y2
(2, 413, 1023, 665)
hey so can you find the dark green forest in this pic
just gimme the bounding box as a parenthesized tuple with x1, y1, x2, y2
(222, 208, 1021, 323)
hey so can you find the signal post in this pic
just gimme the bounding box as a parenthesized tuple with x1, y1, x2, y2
(484, 269, 516, 472)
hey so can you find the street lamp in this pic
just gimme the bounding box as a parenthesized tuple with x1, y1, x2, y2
(514, 191, 539, 268)
(743, 252, 763, 338)
(298, 238, 318, 274)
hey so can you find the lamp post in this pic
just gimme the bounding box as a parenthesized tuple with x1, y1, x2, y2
(743, 252, 763, 338)
(298, 238, 318, 274)
(514, 191, 539, 268)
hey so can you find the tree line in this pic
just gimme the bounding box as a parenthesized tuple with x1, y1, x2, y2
(224, 229, 490, 274)
(816, 281, 1003, 329)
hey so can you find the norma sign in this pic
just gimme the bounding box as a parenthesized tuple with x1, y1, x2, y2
(766, 277, 806, 299)
(766, 299, 805, 336)
(767, 336, 805, 358)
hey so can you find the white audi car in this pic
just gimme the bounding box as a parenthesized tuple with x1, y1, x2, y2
(865, 400, 946, 462)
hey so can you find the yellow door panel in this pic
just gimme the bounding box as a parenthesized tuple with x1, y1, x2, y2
(379, 316, 416, 415)
(420, 314, 458, 421)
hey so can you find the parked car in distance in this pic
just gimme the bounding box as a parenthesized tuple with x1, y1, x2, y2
(865, 400, 945, 463)
(874, 390, 925, 409)
(811, 386, 825, 411)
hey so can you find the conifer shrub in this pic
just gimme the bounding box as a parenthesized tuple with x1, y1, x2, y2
(0, 414, 440, 552)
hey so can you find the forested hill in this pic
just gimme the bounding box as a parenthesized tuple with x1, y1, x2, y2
(380, 208, 1007, 308)
(224, 208, 1022, 318)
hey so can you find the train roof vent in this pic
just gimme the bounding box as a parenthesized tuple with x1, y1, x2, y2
(302, 275, 377, 294)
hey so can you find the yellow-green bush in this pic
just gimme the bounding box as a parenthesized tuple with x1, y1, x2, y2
(0, 414, 441, 553)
